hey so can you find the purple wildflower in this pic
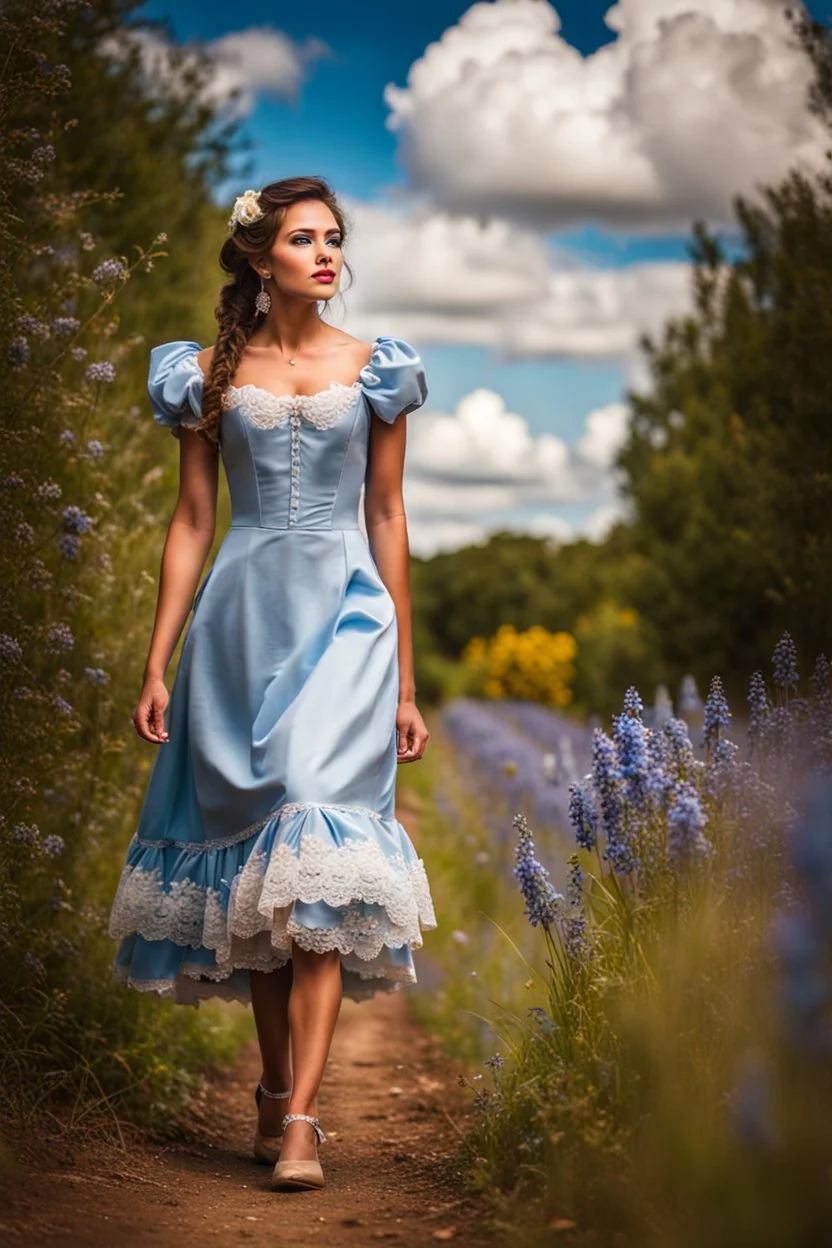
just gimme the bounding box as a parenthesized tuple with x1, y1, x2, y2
(62, 504, 91, 534)
(567, 780, 598, 851)
(91, 258, 126, 285)
(0, 634, 23, 662)
(53, 695, 73, 715)
(43, 834, 65, 856)
(13, 823, 40, 845)
(59, 429, 76, 446)
(563, 852, 587, 959)
(772, 631, 799, 692)
(622, 686, 644, 718)
(38, 479, 62, 501)
(512, 812, 563, 928)
(70, 346, 87, 361)
(484, 1053, 504, 1070)
(592, 729, 636, 873)
(24, 953, 45, 976)
(15, 521, 34, 546)
(85, 361, 116, 384)
(83, 666, 109, 686)
(86, 439, 104, 459)
(45, 624, 74, 653)
(51, 316, 80, 335)
(667, 780, 712, 866)
(703, 676, 731, 754)
(59, 533, 81, 559)
(748, 671, 770, 757)
(3, 472, 24, 488)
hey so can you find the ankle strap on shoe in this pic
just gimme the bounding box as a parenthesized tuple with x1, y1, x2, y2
(258, 1082, 291, 1100)
(281, 1112, 326, 1144)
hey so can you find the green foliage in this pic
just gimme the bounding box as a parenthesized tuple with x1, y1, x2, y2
(412, 530, 659, 717)
(0, 0, 246, 1143)
(617, 168, 832, 701)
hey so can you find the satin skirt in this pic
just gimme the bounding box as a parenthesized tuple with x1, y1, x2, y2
(108, 527, 436, 1006)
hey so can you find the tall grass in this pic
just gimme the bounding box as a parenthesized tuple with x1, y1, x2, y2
(416, 636, 832, 1245)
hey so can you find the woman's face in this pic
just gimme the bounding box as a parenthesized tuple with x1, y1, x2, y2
(258, 199, 343, 302)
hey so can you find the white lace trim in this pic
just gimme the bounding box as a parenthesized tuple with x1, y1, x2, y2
(222, 380, 362, 430)
(109, 830, 437, 966)
(135, 799, 388, 851)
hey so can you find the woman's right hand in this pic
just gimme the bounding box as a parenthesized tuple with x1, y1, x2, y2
(131, 677, 171, 744)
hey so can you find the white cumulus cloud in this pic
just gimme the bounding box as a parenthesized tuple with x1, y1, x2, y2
(101, 25, 330, 118)
(383, 0, 826, 232)
(342, 198, 694, 359)
(393, 387, 632, 555)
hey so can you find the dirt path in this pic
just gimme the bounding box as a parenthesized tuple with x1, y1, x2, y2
(1, 996, 492, 1247)
(1, 793, 494, 1247)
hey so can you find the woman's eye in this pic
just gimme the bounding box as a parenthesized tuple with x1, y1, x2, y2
(291, 236, 341, 246)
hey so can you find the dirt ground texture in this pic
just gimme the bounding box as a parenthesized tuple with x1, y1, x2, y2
(0, 790, 496, 1248)
(0, 991, 496, 1248)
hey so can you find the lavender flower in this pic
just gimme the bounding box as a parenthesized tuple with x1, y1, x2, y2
(53, 696, 73, 715)
(667, 781, 712, 866)
(703, 676, 731, 753)
(51, 316, 80, 335)
(86, 439, 104, 459)
(43, 834, 65, 856)
(91, 258, 126, 285)
(83, 666, 109, 686)
(622, 686, 644, 717)
(59, 429, 76, 446)
(484, 1053, 505, 1070)
(772, 631, 799, 692)
(62, 504, 91, 534)
(567, 780, 598, 851)
(592, 729, 636, 874)
(38, 479, 62, 501)
(13, 823, 41, 845)
(748, 671, 770, 757)
(563, 852, 588, 958)
(85, 361, 116, 384)
(512, 812, 563, 928)
(0, 634, 23, 662)
(59, 533, 81, 559)
(45, 624, 74, 653)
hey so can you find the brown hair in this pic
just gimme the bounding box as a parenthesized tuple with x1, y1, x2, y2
(197, 176, 353, 444)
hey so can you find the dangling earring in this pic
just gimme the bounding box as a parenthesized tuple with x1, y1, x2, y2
(255, 274, 271, 315)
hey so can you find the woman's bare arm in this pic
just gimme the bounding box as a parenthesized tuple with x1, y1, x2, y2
(132, 430, 219, 743)
(363, 413, 428, 761)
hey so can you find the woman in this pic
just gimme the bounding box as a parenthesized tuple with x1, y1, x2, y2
(108, 176, 437, 1192)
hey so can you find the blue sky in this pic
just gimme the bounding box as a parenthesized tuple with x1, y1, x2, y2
(138, 1, 832, 552)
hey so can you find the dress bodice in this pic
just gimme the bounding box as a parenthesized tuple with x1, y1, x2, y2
(147, 336, 428, 530)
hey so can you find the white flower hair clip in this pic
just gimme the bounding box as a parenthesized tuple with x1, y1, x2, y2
(227, 189, 265, 232)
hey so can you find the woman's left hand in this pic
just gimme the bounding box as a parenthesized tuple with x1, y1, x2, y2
(396, 699, 429, 762)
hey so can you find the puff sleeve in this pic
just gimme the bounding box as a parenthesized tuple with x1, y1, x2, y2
(358, 335, 428, 424)
(147, 340, 205, 437)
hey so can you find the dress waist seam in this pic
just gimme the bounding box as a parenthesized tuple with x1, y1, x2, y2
(230, 523, 361, 531)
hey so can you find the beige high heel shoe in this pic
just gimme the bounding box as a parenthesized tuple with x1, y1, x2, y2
(252, 1082, 291, 1164)
(270, 1113, 326, 1191)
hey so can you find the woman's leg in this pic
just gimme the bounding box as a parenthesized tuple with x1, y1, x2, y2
(278, 942, 343, 1163)
(250, 963, 293, 1135)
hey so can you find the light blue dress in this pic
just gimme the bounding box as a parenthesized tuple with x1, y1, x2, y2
(108, 336, 437, 1006)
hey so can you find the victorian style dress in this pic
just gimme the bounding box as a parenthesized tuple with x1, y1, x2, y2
(107, 336, 437, 1005)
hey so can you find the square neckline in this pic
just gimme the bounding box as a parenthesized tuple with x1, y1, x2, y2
(188, 335, 383, 406)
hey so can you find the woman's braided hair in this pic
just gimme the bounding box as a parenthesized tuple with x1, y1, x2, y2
(196, 176, 353, 445)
